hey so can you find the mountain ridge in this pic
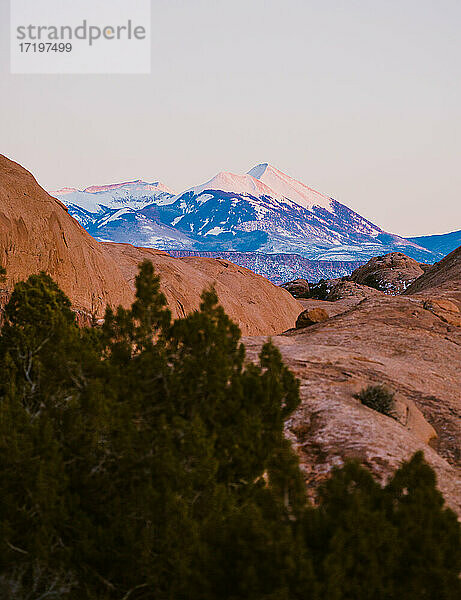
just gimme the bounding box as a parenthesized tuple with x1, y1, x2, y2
(53, 163, 442, 266)
(248, 162, 334, 210)
(408, 229, 461, 258)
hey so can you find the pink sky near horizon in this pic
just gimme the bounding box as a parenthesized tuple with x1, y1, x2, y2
(1, 0, 460, 237)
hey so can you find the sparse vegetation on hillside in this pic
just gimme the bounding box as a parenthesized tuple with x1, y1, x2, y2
(356, 384, 397, 418)
(0, 266, 459, 599)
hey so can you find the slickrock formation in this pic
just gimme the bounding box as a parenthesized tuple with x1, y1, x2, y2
(405, 245, 461, 303)
(244, 254, 461, 515)
(349, 252, 429, 294)
(101, 242, 302, 335)
(404, 246, 461, 327)
(0, 155, 302, 335)
(0, 156, 134, 314)
(422, 298, 461, 327)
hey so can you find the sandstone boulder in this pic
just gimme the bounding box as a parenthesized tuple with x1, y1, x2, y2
(281, 278, 310, 298)
(327, 280, 383, 301)
(295, 307, 329, 329)
(350, 252, 428, 294)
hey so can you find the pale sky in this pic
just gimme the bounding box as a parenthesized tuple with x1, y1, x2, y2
(1, 0, 460, 237)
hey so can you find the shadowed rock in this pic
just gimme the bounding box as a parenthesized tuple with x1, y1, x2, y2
(281, 278, 310, 298)
(405, 244, 461, 303)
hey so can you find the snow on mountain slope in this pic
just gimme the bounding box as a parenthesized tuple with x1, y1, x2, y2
(93, 213, 197, 250)
(183, 170, 284, 200)
(53, 187, 78, 194)
(52, 180, 176, 227)
(248, 163, 334, 210)
(83, 179, 174, 195)
(182, 166, 333, 211)
(53, 180, 175, 210)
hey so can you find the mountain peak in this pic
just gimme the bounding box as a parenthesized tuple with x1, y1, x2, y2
(188, 170, 276, 198)
(84, 180, 144, 193)
(84, 180, 175, 195)
(248, 163, 333, 210)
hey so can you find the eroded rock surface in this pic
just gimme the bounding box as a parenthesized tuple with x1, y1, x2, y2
(405, 245, 461, 304)
(102, 242, 302, 336)
(422, 298, 461, 327)
(244, 291, 461, 515)
(0, 155, 134, 315)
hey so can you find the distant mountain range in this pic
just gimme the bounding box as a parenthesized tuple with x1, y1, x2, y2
(52, 165, 456, 271)
(407, 230, 461, 258)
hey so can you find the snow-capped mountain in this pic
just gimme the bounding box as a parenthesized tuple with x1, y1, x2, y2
(53, 179, 175, 201)
(53, 165, 441, 263)
(52, 180, 176, 228)
(248, 163, 335, 210)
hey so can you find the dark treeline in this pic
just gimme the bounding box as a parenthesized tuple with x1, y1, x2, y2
(0, 263, 459, 599)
